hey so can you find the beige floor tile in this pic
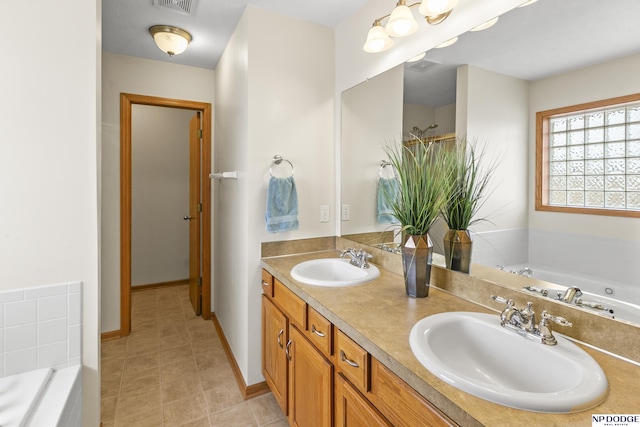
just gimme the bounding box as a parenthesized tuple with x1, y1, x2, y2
(123, 352, 159, 375)
(116, 383, 162, 420)
(159, 330, 192, 349)
(249, 393, 285, 426)
(202, 380, 244, 415)
(193, 347, 228, 372)
(161, 371, 203, 404)
(161, 357, 199, 383)
(101, 396, 118, 423)
(159, 343, 194, 365)
(163, 393, 209, 426)
(126, 335, 160, 357)
(120, 366, 160, 393)
(115, 406, 163, 427)
(101, 368, 122, 399)
(208, 401, 258, 427)
(178, 417, 211, 427)
(262, 419, 289, 427)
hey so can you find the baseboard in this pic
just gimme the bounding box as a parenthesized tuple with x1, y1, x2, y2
(131, 278, 189, 292)
(101, 330, 122, 341)
(211, 312, 270, 400)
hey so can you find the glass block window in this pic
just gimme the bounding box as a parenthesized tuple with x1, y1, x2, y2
(536, 94, 640, 217)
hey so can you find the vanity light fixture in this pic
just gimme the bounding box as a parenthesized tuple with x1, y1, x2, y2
(406, 52, 426, 62)
(435, 36, 458, 48)
(470, 16, 499, 31)
(363, 0, 459, 53)
(149, 25, 192, 56)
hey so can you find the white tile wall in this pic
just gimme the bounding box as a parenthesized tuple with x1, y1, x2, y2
(0, 281, 82, 377)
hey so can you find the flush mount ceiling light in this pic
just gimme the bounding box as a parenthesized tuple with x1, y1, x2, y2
(435, 36, 458, 48)
(149, 25, 192, 56)
(363, 0, 460, 53)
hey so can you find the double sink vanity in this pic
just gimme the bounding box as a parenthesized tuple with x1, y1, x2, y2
(260, 237, 640, 426)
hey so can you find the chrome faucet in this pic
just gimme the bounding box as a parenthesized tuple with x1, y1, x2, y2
(340, 247, 373, 269)
(556, 286, 582, 303)
(512, 267, 534, 277)
(491, 295, 572, 345)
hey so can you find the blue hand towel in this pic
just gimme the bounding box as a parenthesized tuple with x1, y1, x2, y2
(265, 176, 299, 233)
(377, 177, 400, 224)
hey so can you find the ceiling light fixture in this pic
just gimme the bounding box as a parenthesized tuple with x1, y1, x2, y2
(470, 16, 499, 31)
(435, 36, 458, 48)
(363, 0, 460, 53)
(406, 52, 426, 62)
(149, 25, 192, 57)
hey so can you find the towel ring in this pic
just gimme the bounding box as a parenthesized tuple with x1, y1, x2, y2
(379, 160, 394, 178)
(270, 155, 294, 177)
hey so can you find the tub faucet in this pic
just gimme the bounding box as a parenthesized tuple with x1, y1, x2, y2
(340, 247, 373, 269)
(513, 267, 533, 277)
(556, 286, 582, 303)
(491, 295, 572, 345)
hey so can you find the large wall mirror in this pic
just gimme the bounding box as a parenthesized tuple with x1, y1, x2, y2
(341, 0, 640, 327)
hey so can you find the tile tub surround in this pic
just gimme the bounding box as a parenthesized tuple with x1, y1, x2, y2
(261, 246, 640, 427)
(0, 281, 82, 377)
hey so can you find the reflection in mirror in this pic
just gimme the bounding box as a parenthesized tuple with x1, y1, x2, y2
(340, 0, 640, 326)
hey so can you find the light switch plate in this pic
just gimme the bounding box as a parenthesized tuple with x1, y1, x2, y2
(320, 205, 330, 222)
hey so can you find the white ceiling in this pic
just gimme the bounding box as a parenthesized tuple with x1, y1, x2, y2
(102, 0, 640, 104)
(102, 0, 368, 70)
(404, 0, 640, 107)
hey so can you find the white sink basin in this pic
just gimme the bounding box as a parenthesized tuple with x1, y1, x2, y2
(290, 258, 380, 287)
(409, 312, 608, 413)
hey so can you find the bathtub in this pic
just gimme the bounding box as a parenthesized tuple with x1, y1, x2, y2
(0, 366, 81, 427)
(506, 263, 640, 325)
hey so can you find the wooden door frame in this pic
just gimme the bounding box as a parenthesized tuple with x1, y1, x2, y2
(120, 93, 212, 336)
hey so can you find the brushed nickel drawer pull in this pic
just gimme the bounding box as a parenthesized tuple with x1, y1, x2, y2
(262, 281, 270, 287)
(311, 324, 325, 337)
(277, 329, 284, 348)
(285, 340, 292, 361)
(340, 349, 359, 368)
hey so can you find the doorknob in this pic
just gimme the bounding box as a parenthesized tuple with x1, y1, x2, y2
(183, 216, 194, 221)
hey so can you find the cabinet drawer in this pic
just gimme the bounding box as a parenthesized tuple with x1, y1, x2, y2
(335, 329, 369, 395)
(273, 279, 306, 329)
(369, 358, 456, 427)
(306, 306, 332, 359)
(261, 269, 274, 297)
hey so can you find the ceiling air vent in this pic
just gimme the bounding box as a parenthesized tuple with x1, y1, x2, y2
(406, 59, 441, 73)
(153, 0, 198, 16)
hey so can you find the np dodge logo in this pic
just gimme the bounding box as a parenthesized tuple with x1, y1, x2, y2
(593, 415, 640, 427)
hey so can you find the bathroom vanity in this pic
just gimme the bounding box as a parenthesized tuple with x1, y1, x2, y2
(260, 238, 640, 427)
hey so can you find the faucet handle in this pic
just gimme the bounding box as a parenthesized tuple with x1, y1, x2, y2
(491, 295, 512, 306)
(541, 311, 572, 327)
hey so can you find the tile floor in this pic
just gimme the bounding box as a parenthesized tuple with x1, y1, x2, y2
(101, 284, 286, 426)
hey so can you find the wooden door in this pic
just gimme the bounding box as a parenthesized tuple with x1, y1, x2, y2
(188, 113, 201, 315)
(288, 326, 333, 427)
(335, 374, 391, 427)
(262, 296, 288, 414)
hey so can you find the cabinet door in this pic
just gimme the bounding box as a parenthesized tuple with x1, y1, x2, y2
(262, 295, 288, 414)
(335, 374, 391, 427)
(288, 325, 333, 427)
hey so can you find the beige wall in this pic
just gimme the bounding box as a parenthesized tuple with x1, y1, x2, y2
(342, 65, 404, 235)
(101, 52, 215, 333)
(131, 105, 193, 286)
(1, 1, 100, 424)
(529, 52, 640, 240)
(214, 6, 335, 385)
(457, 65, 530, 233)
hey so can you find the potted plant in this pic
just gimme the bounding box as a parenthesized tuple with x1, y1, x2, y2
(441, 138, 497, 273)
(382, 141, 453, 297)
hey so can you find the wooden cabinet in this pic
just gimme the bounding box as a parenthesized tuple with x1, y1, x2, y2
(335, 373, 391, 427)
(288, 325, 333, 427)
(261, 270, 333, 427)
(261, 269, 457, 427)
(261, 295, 288, 414)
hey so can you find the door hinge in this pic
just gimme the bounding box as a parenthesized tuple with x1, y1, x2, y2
(197, 203, 202, 212)
(198, 277, 202, 287)
(198, 129, 203, 139)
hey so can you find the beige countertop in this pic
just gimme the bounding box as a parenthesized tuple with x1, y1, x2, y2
(261, 249, 640, 427)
